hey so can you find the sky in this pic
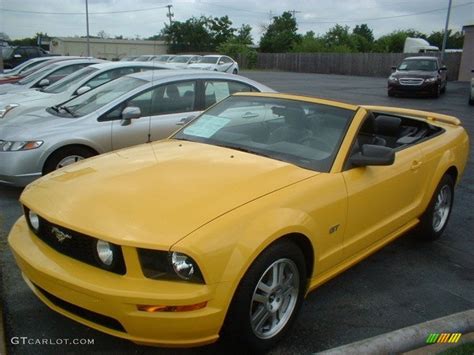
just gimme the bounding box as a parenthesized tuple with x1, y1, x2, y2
(1, 0, 473, 42)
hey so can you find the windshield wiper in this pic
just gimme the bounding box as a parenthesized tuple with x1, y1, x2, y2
(59, 105, 76, 117)
(50, 105, 59, 112)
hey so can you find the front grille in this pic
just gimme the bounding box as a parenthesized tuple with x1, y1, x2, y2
(33, 282, 126, 332)
(399, 78, 424, 86)
(25, 207, 126, 275)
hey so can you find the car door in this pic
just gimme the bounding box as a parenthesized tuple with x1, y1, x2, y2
(148, 80, 201, 141)
(13, 48, 27, 66)
(217, 57, 233, 72)
(341, 116, 428, 256)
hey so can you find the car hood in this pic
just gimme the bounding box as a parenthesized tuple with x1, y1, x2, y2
(0, 89, 52, 106)
(0, 109, 76, 139)
(188, 63, 215, 70)
(0, 84, 27, 95)
(21, 140, 317, 249)
(392, 70, 438, 79)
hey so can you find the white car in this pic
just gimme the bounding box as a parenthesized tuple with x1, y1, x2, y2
(0, 58, 103, 95)
(188, 55, 239, 74)
(470, 69, 474, 105)
(165, 55, 202, 69)
(0, 62, 169, 120)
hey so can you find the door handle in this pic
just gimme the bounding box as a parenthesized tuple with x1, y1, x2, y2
(411, 160, 422, 170)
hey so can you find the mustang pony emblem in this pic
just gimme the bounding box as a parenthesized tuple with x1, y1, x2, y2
(51, 227, 72, 243)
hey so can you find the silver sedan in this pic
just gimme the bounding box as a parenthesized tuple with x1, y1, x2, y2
(0, 70, 274, 186)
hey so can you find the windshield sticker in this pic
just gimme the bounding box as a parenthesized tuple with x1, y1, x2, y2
(183, 114, 230, 138)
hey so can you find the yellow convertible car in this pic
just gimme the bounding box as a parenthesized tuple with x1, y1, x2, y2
(9, 93, 469, 351)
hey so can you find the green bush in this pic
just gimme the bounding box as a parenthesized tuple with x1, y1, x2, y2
(217, 41, 257, 69)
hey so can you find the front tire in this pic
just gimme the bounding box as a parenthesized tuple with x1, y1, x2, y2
(222, 240, 307, 352)
(416, 174, 454, 241)
(43, 146, 96, 175)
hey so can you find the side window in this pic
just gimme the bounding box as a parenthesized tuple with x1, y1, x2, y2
(43, 64, 88, 86)
(204, 80, 253, 109)
(222, 57, 233, 64)
(149, 81, 196, 115)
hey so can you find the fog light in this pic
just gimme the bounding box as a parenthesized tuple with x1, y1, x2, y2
(137, 301, 207, 312)
(96, 240, 114, 266)
(28, 210, 40, 231)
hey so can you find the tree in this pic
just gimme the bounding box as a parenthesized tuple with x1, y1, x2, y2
(259, 11, 302, 52)
(97, 30, 109, 39)
(427, 30, 464, 49)
(161, 17, 213, 52)
(0, 32, 10, 41)
(236, 24, 253, 45)
(353, 24, 374, 43)
(291, 31, 325, 52)
(208, 15, 236, 49)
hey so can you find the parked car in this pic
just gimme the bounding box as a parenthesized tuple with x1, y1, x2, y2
(0, 70, 273, 186)
(188, 55, 239, 74)
(0, 56, 69, 77)
(0, 56, 83, 85)
(0, 58, 103, 95)
(133, 54, 159, 62)
(469, 69, 474, 105)
(119, 55, 139, 61)
(165, 55, 202, 69)
(388, 56, 447, 97)
(152, 54, 176, 63)
(1, 46, 49, 69)
(0, 61, 169, 120)
(8, 93, 468, 351)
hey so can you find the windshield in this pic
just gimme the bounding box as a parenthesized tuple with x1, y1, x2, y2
(44, 66, 98, 93)
(173, 96, 355, 172)
(199, 57, 219, 64)
(398, 59, 438, 71)
(17, 64, 59, 85)
(59, 76, 146, 117)
(170, 56, 192, 63)
(1, 47, 14, 58)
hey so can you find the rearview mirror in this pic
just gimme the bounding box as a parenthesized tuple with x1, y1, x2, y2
(120, 106, 141, 126)
(350, 144, 395, 167)
(76, 86, 91, 95)
(38, 78, 50, 87)
(391, 66, 397, 71)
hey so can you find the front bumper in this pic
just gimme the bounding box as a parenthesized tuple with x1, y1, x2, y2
(0, 150, 43, 186)
(388, 81, 439, 96)
(8, 217, 229, 347)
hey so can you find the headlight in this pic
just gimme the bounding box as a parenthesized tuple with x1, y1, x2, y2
(95, 239, 115, 267)
(388, 75, 398, 82)
(0, 140, 43, 152)
(138, 249, 205, 283)
(425, 77, 438, 83)
(0, 103, 19, 118)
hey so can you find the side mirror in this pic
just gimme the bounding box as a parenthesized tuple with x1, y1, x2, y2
(76, 86, 91, 96)
(391, 66, 397, 71)
(471, 69, 474, 73)
(38, 78, 50, 87)
(13, 54, 22, 59)
(439, 66, 447, 72)
(120, 106, 141, 126)
(350, 144, 395, 167)
(176, 115, 195, 126)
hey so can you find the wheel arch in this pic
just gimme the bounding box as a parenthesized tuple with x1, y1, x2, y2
(41, 143, 100, 174)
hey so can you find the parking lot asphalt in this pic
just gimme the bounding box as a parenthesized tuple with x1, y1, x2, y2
(0, 71, 473, 355)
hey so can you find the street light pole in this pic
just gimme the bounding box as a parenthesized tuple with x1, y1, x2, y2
(440, 0, 452, 63)
(85, 0, 91, 57)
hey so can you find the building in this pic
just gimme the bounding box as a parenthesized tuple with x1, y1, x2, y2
(458, 25, 474, 81)
(50, 37, 168, 61)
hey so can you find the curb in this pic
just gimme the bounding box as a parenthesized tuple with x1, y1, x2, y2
(316, 309, 474, 355)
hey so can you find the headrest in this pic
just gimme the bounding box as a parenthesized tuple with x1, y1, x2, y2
(375, 115, 401, 136)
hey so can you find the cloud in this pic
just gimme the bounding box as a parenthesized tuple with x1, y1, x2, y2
(1, 0, 472, 41)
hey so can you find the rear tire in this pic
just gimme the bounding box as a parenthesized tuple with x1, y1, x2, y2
(416, 174, 454, 241)
(43, 146, 96, 175)
(222, 240, 307, 352)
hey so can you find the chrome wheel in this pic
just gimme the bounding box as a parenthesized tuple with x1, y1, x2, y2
(56, 155, 85, 169)
(432, 185, 451, 232)
(250, 258, 299, 339)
